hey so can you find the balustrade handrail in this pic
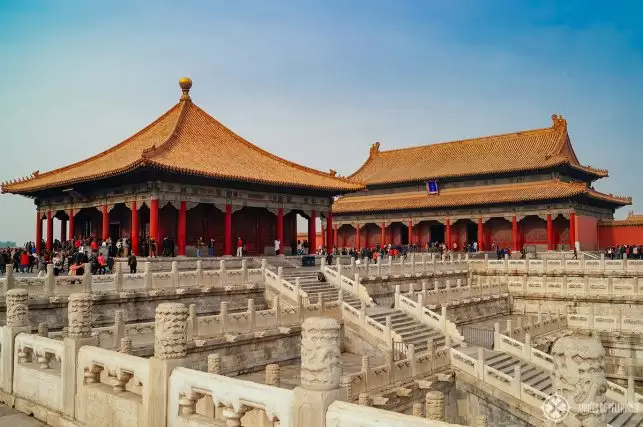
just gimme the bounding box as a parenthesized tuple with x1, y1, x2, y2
(169, 366, 294, 427)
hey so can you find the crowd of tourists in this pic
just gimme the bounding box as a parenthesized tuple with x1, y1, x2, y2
(605, 245, 642, 259)
(0, 236, 139, 277)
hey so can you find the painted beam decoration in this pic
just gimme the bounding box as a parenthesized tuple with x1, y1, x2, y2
(426, 180, 439, 195)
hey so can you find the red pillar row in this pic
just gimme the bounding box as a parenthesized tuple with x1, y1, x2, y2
(224, 204, 232, 256)
(569, 212, 576, 250)
(277, 207, 284, 253)
(68, 208, 75, 242)
(355, 223, 361, 251)
(334, 225, 338, 249)
(408, 220, 413, 245)
(36, 212, 43, 254)
(512, 215, 519, 252)
(178, 201, 187, 256)
(445, 219, 451, 249)
(131, 201, 139, 255)
(326, 209, 333, 250)
(46, 211, 53, 251)
(477, 218, 483, 251)
(381, 222, 386, 246)
(150, 199, 159, 245)
(101, 205, 109, 241)
(308, 210, 317, 253)
(547, 214, 553, 251)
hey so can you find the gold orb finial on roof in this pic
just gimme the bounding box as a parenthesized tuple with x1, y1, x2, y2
(179, 77, 192, 99)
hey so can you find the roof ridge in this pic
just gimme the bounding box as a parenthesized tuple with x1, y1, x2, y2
(376, 126, 555, 156)
(4, 102, 181, 188)
(181, 102, 359, 185)
(142, 98, 191, 161)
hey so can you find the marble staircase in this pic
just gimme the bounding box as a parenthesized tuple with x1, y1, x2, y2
(368, 307, 446, 353)
(280, 269, 362, 308)
(459, 347, 643, 426)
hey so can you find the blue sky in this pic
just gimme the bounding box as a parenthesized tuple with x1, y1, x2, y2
(1, 1, 642, 243)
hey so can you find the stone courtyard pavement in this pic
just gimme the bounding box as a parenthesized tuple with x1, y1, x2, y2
(0, 404, 46, 426)
(238, 352, 382, 389)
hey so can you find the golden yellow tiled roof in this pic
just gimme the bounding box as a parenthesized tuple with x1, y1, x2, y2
(599, 211, 643, 227)
(1, 80, 363, 194)
(350, 115, 608, 185)
(332, 180, 630, 214)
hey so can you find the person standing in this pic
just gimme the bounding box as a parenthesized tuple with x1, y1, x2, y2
(274, 238, 280, 256)
(236, 237, 243, 257)
(197, 237, 203, 257)
(209, 237, 215, 257)
(128, 252, 137, 274)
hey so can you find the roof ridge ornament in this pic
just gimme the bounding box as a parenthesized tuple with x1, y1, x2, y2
(179, 77, 192, 101)
(551, 114, 567, 130)
(370, 141, 381, 156)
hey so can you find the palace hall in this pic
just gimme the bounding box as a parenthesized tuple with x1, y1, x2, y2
(2, 79, 632, 254)
(1, 78, 362, 256)
(331, 115, 631, 252)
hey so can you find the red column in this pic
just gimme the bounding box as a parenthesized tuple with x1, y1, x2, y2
(178, 201, 187, 256)
(547, 214, 553, 251)
(36, 211, 43, 254)
(101, 205, 109, 241)
(150, 199, 159, 245)
(60, 219, 67, 242)
(477, 218, 483, 251)
(326, 209, 333, 250)
(334, 225, 338, 249)
(569, 212, 576, 250)
(68, 208, 75, 242)
(445, 219, 451, 248)
(408, 220, 413, 245)
(131, 201, 139, 255)
(381, 222, 386, 246)
(46, 211, 53, 251)
(277, 207, 284, 252)
(224, 204, 232, 256)
(355, 224, 361, 251)
(512, 215, 519, 252)
(308, 210, 317, 253)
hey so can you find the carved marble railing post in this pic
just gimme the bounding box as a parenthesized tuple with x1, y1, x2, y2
(274, 296, 282, 326)
(120, 337, 132, 354)
(114, 261, 123, 291)
(144, 262, 153, 289)
(38, 322, 48, 337)
(376, 257, 382, 276)
(362, 355, 370, 389)
(64, 293, 98, 418)
(112, 309, 124, 347)
(2, 289, 31, 394)
(83, 263, 92, 292)
(425, 391, 444, 421)
(220, 260, 227, 286)
(241, 259, 248, 283)
(196, 260, 204, 287)
(318, 292, 325, 315)
(171, 261, 180, 287)
(551, 333, 608, 427)
(265, 363, 280, 387)
(220, 301, 229, 333)
(46, 263, 55, 295)
(3, 265, 14, 293)
(187, 304, 198, 340)
(68, 293, 92, 339)
(149, 302, 189, 427)
(292, 317, 344, 427)
(247, 298, 256, 331)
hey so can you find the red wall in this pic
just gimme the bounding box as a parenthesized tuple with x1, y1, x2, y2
(576, 215, 598, 250)
(598, 225, 643, 247)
